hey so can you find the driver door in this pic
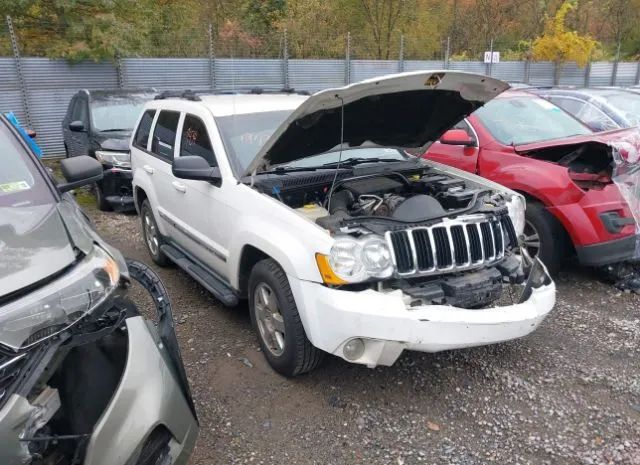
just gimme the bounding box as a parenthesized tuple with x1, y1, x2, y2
(423, 119, 479, 173)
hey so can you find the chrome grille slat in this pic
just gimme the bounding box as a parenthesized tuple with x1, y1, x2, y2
(386, 215, 515, 278)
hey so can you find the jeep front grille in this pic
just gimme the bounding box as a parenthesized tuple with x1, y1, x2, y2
(386, 214, 517, 277)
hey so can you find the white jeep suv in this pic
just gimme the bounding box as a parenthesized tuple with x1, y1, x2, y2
(131, 71, 556, 376)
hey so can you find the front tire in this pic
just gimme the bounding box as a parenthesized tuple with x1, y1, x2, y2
(523, 201, 567, 275)
(95, 183, 112, 211)
(249, 259, 323, 376)
(140, 200, 170, 267)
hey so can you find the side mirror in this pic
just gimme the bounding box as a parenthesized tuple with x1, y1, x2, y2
(440, 129, 474, 146)
(69, 120, 85, 132)
(58, 156, 103, 192)
(173, 156, 222, 184)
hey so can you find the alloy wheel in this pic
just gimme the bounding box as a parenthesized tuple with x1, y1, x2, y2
(143, 211, 159, 256)
(254, 283, 286, 357)
(523, 219, 541, 258)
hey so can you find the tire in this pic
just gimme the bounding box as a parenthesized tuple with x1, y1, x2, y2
(140, 200, 170, 267)
(523, 200, 567, 275)
(64, 144, 70, 158)
(95, 183, 112, 211)
(249, 259, 323, 377)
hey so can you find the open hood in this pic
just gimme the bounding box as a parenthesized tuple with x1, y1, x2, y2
(244, 70, 510, 176)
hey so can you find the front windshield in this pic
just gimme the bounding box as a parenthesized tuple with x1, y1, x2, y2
(0, 121, 54, 208)
(283, 147, 411, 168)
(216, 110, 292, 174)
(475, 95, 592, 145)
(91, 94, 155, 132)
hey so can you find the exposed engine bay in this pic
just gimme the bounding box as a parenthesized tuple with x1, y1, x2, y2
(254, 159, 526, 309)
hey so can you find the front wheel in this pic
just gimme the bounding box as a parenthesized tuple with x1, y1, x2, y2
(523, 201, 567, 275)
(95, 183, 112, 211)
(249, 259, 323, 377)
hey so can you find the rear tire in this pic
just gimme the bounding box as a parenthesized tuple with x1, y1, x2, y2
(249, 259, 323, 376)
(523, 201, 567, 275)
(140, 200, 170, 267)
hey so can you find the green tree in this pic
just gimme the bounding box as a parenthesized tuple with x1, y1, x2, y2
(532, 0, 599, 79)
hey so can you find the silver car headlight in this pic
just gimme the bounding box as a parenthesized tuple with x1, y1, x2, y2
(95, 150, 131, 168)
(317, 235, 394, 284)
(507, 194, 526, 238)
(0, 246, 120, 350)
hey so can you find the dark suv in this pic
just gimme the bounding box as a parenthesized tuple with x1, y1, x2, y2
(62, 89, 156, 211)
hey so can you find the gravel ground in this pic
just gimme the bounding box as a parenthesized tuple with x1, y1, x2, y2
(83, 199, 640, 465)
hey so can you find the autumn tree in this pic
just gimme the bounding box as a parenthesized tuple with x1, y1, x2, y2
(532, 0, 599, 81)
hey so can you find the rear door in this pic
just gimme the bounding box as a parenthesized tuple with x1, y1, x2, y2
(422, 119, 480, 173)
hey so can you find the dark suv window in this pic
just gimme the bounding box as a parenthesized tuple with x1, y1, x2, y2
(134, 110, 156, 150)
(180, 115, 217, 167)
(151, 111, 180, 161)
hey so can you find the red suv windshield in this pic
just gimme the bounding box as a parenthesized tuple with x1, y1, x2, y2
(475, 95, 592, 145)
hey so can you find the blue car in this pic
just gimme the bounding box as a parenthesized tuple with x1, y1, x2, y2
(528, 87, 640, 132)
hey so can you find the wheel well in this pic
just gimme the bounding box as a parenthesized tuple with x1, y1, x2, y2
(238, 245, 270, 298)
(135, 186, 148, 213)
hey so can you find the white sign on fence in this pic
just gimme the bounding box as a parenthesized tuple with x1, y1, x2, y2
(484, 51, 500, 64)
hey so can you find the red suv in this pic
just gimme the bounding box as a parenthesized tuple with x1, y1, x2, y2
(424, 90, 639, 276)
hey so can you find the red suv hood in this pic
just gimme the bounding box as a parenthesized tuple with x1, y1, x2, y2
(514, 128, 638, 154)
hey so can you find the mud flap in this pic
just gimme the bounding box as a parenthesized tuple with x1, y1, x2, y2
(125, 259, 199, 423)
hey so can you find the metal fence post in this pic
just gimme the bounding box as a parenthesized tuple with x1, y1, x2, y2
(345, 32, 351, 85)
(486, 38, 493, 76)
(208, 24, 215, 90)
(611, 41, 621, 86)
(6, 15, 31, 127)
(282, 28, 289, 89)
(583, 61, 591, 88)
(115, 52, 124, 88)
(524, 58, 531, 83)
(398, 35, 404, 72)
(636, 61, 640, 85)
(444, 36, 450, 69)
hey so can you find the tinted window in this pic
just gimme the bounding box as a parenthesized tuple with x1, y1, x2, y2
(71, 98, 88, 123)
(0, 122, 54, 208)
(151, 111, 180, 161)
(577, 103, 619, 132)
(134, 110, 156, 149)
(180, 115, 217, 167)
(549, 97, 585, 116)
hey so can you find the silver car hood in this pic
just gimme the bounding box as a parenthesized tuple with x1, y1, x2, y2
(243, 70, 509, 176)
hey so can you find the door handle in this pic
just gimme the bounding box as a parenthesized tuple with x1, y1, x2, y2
(143, 165, 154, 174)
(172, 181, 187, 193)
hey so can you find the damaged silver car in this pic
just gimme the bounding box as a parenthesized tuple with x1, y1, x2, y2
(0, 114, 197, 465)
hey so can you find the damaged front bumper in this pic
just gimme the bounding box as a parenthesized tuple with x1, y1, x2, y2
(289, 259, 555, 368)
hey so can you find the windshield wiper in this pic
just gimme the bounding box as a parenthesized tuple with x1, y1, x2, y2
(99, 128, 130, 132)
(320, 157, 410, 167)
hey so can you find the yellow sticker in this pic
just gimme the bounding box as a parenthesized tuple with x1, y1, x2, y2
(0, 181, 30, 193)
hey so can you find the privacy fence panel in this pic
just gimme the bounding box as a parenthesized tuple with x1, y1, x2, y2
(288, 59, 345, 92)
(558, 62, 586, 86)
(23, 58, 118, 155)
(404, 60, 444, 72)
(121, 58, 211, 91)
(590, 62, 615, 86)
(614, 62, 638, 86)
(491, 61, 526, 82)
(350, 60, 399, 82)
(0, 57, 26, 124)
(0, 55, 638, 157)
(214, 58, 284, 91)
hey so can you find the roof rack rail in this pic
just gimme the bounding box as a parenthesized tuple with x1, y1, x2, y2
(154, 90, 202, 101)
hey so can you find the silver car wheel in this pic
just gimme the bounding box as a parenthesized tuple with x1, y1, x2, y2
(523, 219, 540, 257)
(254, 283, 285, 357)
(144, 211, 159, 256)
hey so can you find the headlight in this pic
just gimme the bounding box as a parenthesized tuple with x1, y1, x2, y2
(0, 246, 120, 350)
(95, 150, 131, 168)
(316, 235, 394, 284)
(507, 194, 526, 238)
